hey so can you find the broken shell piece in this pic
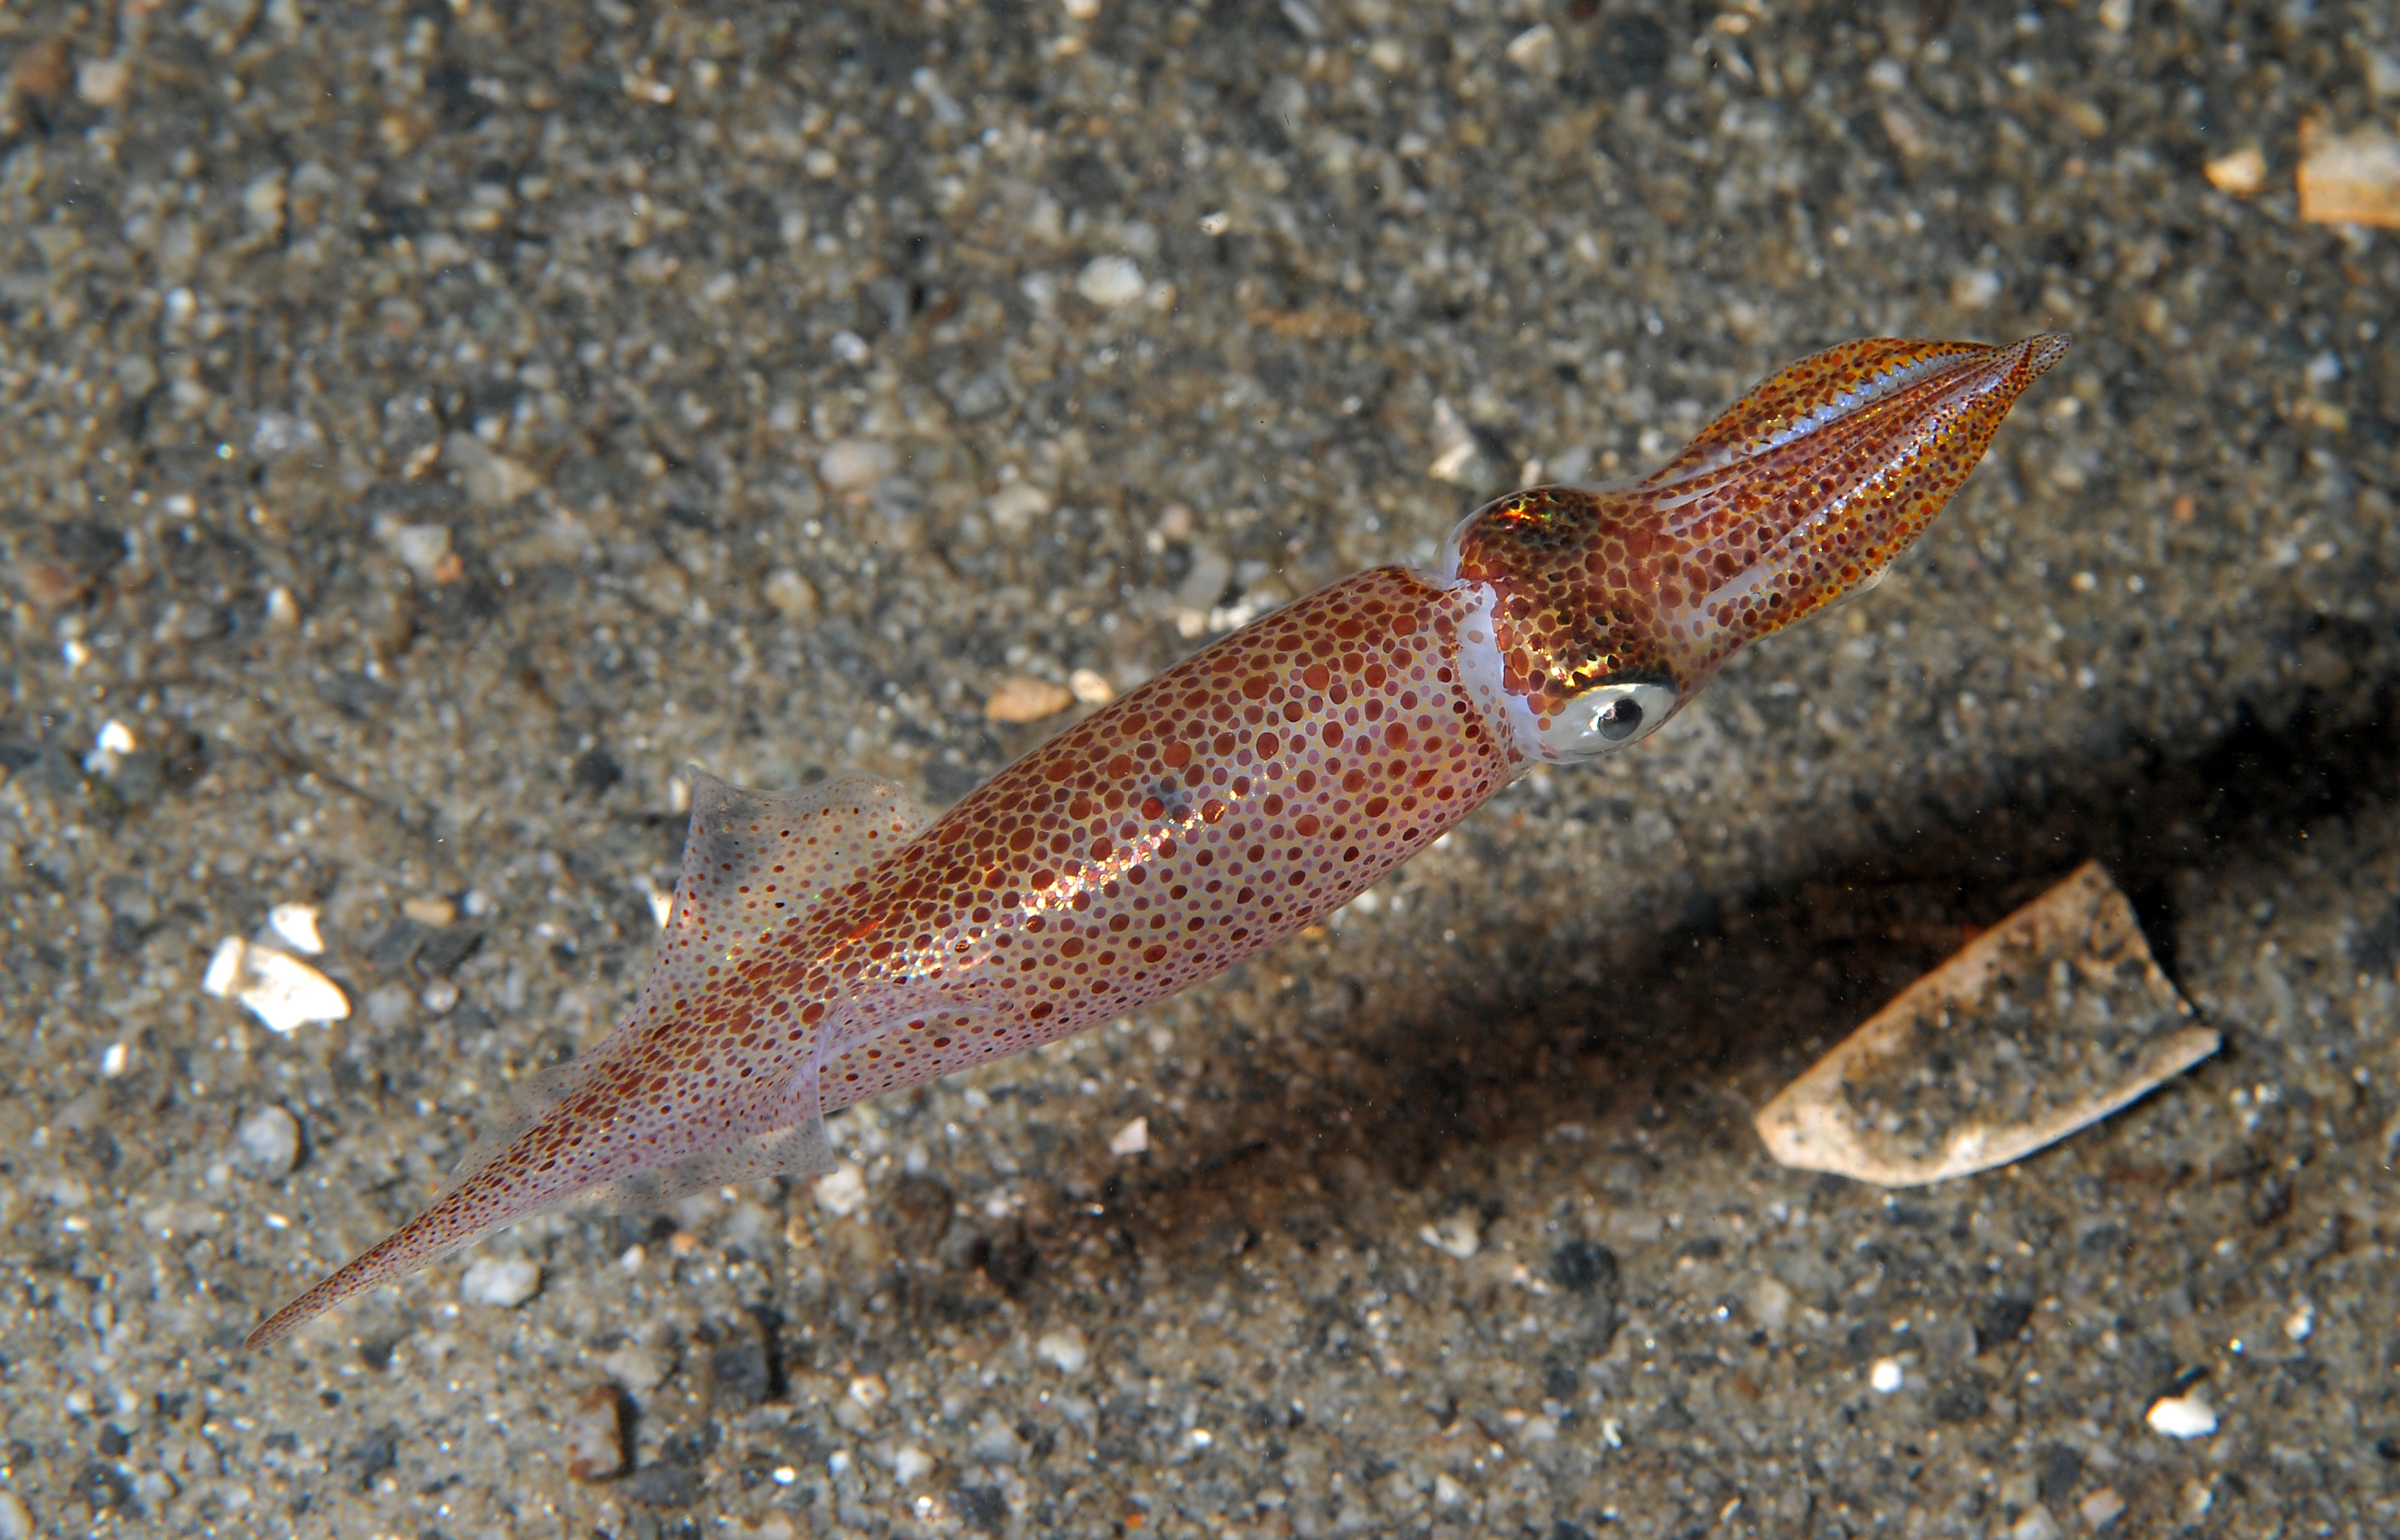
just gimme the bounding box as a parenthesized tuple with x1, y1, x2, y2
(2297, 120, 2400, 228)
(1754, 862, 2217, 1187)
(267, 903, 325, 955)
(201, 937, 352, 1035)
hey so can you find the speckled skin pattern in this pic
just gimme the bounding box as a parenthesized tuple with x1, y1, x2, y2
(1450, 334, 2074, 730)
(247, 336, 2063, 1349)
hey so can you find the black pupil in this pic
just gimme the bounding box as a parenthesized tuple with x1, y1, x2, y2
(1596, 698, 1644, 741)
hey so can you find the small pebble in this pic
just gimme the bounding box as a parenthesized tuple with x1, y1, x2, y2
(2145, 1393, 2216, 1439)
(985, 676, 1074, 724)
(76, 57, 130, 107)
(362, 986, 414, 1031)
(378, 521, 455, 584)
(889, 1445, 933, 1484)
(968, 1411, 1028, 1464)
(814, 1161, 868, 1217)
(1035, 1327, 1090, 1375)
(2078, 1487, 2127, 1530)
(762, 567, 819, 624)
(847, 1373, 888, 1410)
(2008, 1505, 2063, 1540)
(563, 1384, 626, 1481)
(1870, 1358, 1904, 1393)
(986, 481, 1052, 533)
(400, 894, 458, 927)
(1069, 667, 1116, 705)
(1074, 256, 1144, 308)
(600, 1342, 671, 1392)
(232, 1106, 301, 1179)
(420, 980, 460, 1014)
(460, 1255, 542, 1309)
(1107, 1116, 1149, 1155)
(1950, 267, 2002, 309)
(817, 438, 895, 491)
(2203, 145, 2267, 196)
(1419, 1211, 1480, 1260)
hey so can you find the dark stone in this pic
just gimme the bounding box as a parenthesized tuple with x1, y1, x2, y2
(1931, 1379, 1989, 1423)
(955, 1483, 1006, 1534)
(1593, 15, 1671, 88)
(889, 1174, 956, 1257)
(573, 747, 624, 796)
(710, 1341, 772, 1409)
(74, 1459, 136, 1515)
(413, 926, 485, 977)
(366, 919, 427, 975)
(2036, 1442, 2084, 1505)
(318, 670, 401, 720)
(342, 1425, 400, 1489)
(95, 1423, 129, 1457)
(621, 1464, 703, 1507)
(1549, 1240, 1619, 1295)
(1974, 1295, 2035, 1353)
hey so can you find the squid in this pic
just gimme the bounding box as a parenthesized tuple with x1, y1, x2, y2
(247, 333, 2067, 1348)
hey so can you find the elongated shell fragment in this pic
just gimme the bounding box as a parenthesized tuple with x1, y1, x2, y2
(1754, 862, 2217, 1187)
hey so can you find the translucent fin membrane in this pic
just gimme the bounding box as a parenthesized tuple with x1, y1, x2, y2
(244, 770, 930, 1349)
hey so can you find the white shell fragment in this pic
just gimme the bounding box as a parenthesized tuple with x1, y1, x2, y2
(2146, 1393, 2218, 1439)
(1754, 862, 2218, 1187)
(201, 937, 352, 1035)
(1107, 1116, 1150, 1156)
(267, 903, 325, 955)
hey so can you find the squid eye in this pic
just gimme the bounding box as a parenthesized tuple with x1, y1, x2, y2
(1534, 679, 1679, 761)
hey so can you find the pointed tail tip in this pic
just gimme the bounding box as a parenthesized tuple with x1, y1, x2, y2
(2018, 332, 2073, 377)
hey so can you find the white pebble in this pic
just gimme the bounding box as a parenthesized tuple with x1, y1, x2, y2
(2007, 1505, 2062, 1540)
(890, 1445, 933, 1485)
(1419, 1212, 1480, 1260)
(814, 1161, 868, 1218)
(362, 986, 415, 1031)
(817, 438, 896, 490)
(460, 1255, 542, 1309)
(763, 568, 819, 624)
(380, 521, 454, 583)
(1075, 256, 1146, 308)
(76, 57, 131, 107)
(2145, 1393, 2216, 1439)
(1107, 1116, 1150, 1156)
(599, 1342, 670, 1392)
(232, 1106, 301, 1179)
(1034, 1328, 1090, 1375)
(201, 938, 350, 1035)
(1951, 267, 2002, 310)
(1870, 1357, 1904, 1393)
